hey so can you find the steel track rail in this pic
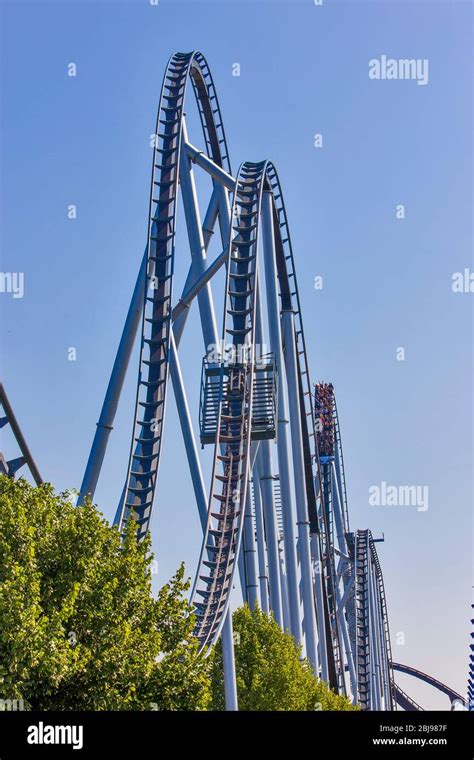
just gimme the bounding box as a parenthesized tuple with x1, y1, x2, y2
(191, 161, 265, 651)
(319, 460, 346, 690)
(354, 531, 397, 710)
(331, 397, 357, 689)
(370, 534, 396, 710)
(313, 384, 348, 690)
(117, 51, 231, 540)
(333, 398, 350, 533)
(391, 681, 424, 711)
(391, 662, 465, 705)
(321, 461, 334, 549)
(344, 531, 357, 673)
(355, 529, 371, 709)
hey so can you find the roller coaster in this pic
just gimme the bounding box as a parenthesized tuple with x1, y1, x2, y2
(1, 52, 466, 712)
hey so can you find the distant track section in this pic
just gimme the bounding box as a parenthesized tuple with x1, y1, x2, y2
(391, 662, 465, 706)
(392, 681, 424, 711)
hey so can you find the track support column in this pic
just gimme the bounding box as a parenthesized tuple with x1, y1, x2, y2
(169, 331, 208, 528)
(331, 460, 348, 555)
(334, 566, 357, 699)
(252, 465, 270, 613)
(242, 487, 259, 609)
(253, 279, 284, 626)
(221, 613, 238, 710)
(257, 446, 284, 627)
(172, 186, 220, 345)
(78, 250, 146, 505)
(311, 533, 329, 681)
(281, 307, 319, 673)
(261, 191, 302, 644)
(179, 119, 219, 351)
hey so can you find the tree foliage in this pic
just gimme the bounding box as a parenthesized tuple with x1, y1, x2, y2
(210, 604, 357, 711)
(0, 476, 210, 710)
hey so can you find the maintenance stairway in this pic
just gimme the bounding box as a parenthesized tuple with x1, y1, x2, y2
(199, 354, 277, 445)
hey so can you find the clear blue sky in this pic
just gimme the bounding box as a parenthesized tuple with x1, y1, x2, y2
(1, 0, 472, 709)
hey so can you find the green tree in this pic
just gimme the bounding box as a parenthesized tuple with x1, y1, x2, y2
(210, 604, 357, 711)
(0, 476, 210, 710)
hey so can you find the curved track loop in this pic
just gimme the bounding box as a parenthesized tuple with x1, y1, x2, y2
(192, 160, 343, 653)
(117, 52, 230, 540)
(391, 662, 465, 705)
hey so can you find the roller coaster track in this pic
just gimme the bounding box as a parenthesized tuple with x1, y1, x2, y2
(313, 387, 346, 689)
(191, 160, 344, 660)
(354, 529, 396, 709)
(344, 531, 357, 682)
(116, 52, 230, 540)
(333, 397, 350, 533)
(191, 161, 262, 649)
(318, 460, 346, 691)
(321, 462, 334, 549)
(371, 534, 396, 710)
(104, 49, 336, 659)
(355, 529, 372, 708)
(74, 50, 461, 708)
(392, 681, 424, 711)
(391, 662, 465, 706)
